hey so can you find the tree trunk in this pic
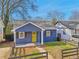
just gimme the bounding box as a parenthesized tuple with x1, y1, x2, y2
(3, 26, 7, 39)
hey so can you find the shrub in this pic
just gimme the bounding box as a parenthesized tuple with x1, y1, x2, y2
(57, 37, 61, 41)
(57, 33, 61, 41)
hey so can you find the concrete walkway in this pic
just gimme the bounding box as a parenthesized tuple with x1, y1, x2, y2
(36, 46, 54, 59)
(0, 47, 11, 59)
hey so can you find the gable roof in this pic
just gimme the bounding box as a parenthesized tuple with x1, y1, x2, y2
(57, 20, 79, 29)
(12, 22, 45, 31)
(12, 20, 55, 31)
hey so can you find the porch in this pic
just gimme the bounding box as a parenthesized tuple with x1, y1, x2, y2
(15, 31, 42, 45)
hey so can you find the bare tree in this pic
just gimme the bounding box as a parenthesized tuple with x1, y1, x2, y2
(48, 10, 65, 20)
(47, 10, 65, 25)
(0, 0, 37, 38)
(69, 10, 79, 20)
(51, 18, 57, 26)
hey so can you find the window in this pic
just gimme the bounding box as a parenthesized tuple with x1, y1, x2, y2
(19, 32, 25, 39)
(46, 31, 51, 37)
(63, 31, 66, 35)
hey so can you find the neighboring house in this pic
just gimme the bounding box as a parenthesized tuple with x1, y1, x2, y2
(0, 20, 4, 42)
(12, 21, 57, 46)
(55, 21, 71, 40)
(55, 20, 79, 40)
(12, 20, 79, 46)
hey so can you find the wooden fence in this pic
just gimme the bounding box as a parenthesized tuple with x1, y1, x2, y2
(9, 52, 48, 59)
(9, 47, 48, 59)
(62, 47, 79, 59)
(63, 39, 78, 47)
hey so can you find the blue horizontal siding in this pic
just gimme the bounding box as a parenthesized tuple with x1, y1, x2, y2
(37, 31, 41, 43)
(16, 38, 32, 44)
(16, 23, 42, 32)
(43, 30, 56, 42)
(16, 32, 41, 45)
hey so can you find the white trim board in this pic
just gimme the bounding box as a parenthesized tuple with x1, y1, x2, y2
(19, 32, 25, 39)
(12, 22, 45, 32)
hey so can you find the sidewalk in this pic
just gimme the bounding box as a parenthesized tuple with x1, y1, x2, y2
(36, 46, 54, 59)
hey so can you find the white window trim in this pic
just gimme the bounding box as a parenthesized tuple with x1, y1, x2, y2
(46, 31, 51, 37)
(19, 32, 25, 39)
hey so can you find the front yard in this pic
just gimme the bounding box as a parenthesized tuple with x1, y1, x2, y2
(0, 41, 76, 59)
(0, 42, 41, 59)
(44, 41, 75, 59)
(11, 47, 40, 59)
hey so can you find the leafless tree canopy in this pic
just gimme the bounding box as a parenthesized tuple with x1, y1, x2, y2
(0, 0, 37, 38)
(48, 10, 65, 20)
(0, 0, 37, 20)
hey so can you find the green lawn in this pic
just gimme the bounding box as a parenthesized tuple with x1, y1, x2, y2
(45, 41, 74, 49)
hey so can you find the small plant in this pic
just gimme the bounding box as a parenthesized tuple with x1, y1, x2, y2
(57, 37, 61, 41)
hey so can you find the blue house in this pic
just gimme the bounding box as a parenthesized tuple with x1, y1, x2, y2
(12, 21, 57, 46)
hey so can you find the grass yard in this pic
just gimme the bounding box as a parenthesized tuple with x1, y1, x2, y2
(44, 41, 75, 59)
(45, 41, 74, 49)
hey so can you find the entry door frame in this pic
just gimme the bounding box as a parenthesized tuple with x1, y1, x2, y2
(32, 32, 37, 43)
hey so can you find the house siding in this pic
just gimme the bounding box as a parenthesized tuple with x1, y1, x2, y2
(37, 31, 41, 43)
(14, 23, 58, 45)
(16, 32, 32, 44)
(16, 31, 41, 44)
(43, 30, 56, 42)
(15, 23, 42, 45)
(15, 23, 42, 32)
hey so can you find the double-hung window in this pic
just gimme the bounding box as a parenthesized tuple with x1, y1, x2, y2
(19, 32, 25, 39)
(46, 31, 51, 37)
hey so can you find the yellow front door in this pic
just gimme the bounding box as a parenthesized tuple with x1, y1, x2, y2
(32, 32, 37, 42)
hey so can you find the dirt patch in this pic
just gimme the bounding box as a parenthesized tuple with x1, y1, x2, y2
(12, 47, 39, 57)
(0, 41, 14, 48)
(45, 46, 78, 59)
(46, 46, 62, 59)
(0, 41, 13, 59)
(0, 47, 12, 59)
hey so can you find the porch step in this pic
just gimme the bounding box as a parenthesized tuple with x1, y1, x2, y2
(15, 43, 36, 48)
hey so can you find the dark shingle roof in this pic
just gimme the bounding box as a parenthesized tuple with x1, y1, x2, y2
(13, 20, 79, 30)
(58, 20, 79, 29)
(13, 20, 55, 30)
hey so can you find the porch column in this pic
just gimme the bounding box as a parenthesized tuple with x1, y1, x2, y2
(41, 30, 44, 45)
(14, 31, 16, 46)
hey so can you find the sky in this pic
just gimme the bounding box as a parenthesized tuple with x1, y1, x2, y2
(29, 0, 79, 20)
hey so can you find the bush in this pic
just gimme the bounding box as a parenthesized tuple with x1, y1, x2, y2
(57, 37, 61, 41)
(5, 34, 14, 41)
(57, 33, 61, 41)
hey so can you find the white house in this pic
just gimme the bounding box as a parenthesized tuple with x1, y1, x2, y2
(55, 20, 79, 41)
(55, 21, 72, 40)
